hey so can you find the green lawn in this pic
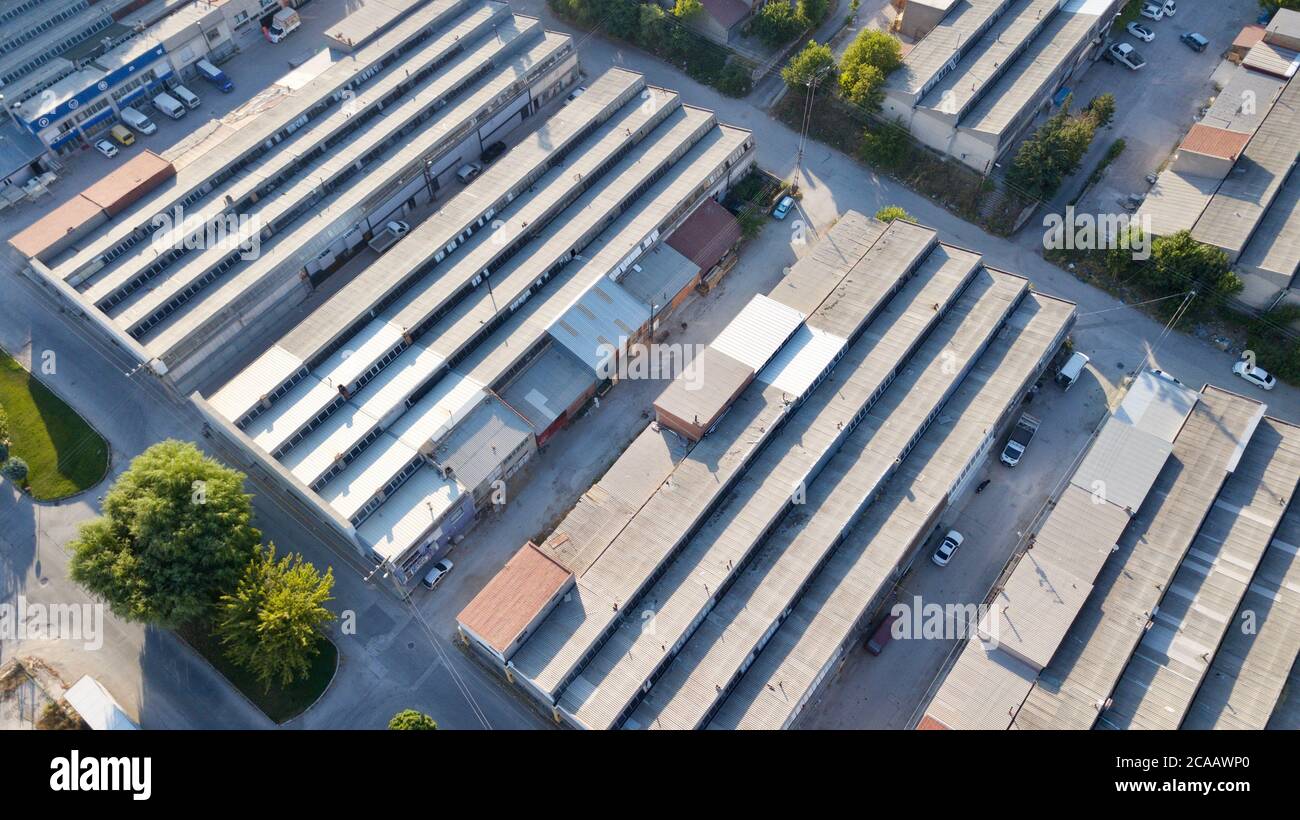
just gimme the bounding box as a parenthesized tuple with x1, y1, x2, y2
(179, 624, 338, 724)
(0, 349, 109, 500)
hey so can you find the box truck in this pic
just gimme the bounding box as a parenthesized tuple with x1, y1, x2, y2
(268, 8, 301, 42)
(196, 58, 233, 93)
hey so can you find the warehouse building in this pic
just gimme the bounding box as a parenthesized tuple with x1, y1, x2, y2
(1138, 10, 1300, 311)
(188, 62, 755, 582)
(921, 371, 1300, 730)
(9, 0, 584, 392)
(458, 211, 1077, 728)
(882, 0, 1120, 174)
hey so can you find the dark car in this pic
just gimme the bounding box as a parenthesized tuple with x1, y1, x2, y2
(866, 614, 901, 655)
(480, 140, 507, 164)
(1180, 32, 1209, 52)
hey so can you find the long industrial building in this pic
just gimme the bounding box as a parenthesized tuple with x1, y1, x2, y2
(190, 67, 754, 582)
(920, 370, 1300, 730)
(882, 0, 1120, 174)
(9, 0, 584, 392)
(456, 211, 1077, 728)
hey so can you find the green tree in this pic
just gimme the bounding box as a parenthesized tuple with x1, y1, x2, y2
(672, 0, 704, 18)
(1006, 98, 1099, 200)
(216, 544, 335, 690)
(1086, 93, 1116, 127)
(388, 709, 438, 730)
(797, 0, 830, 25)
(69, 440, 260, 627)
(1146, 231, 1238, 295)
(717, 61, 753, 97)
(753, 2, 806, 47)
(839, 30, 902, 109)
(781, 41, 836, 89)
(875, 206, 914, 223)
(860, 121, 910, 169)
(0, 406, 9, 463)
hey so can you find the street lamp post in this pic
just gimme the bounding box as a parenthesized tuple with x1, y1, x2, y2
(793, 63, 833, 196)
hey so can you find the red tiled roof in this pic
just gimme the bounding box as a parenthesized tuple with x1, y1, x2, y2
(456, 543, 573, 655)
(916, 714, 950, 730)
(666, 197, 742, 274)
(1180, 123, 1252, 161)
(702, 0, 752, 30)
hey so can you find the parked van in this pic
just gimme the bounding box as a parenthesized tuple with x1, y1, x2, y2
(171, 84, 201, 109)
(268, 8, 301, 42)
(120, 106, 157, 135)
(196, 58, 233, 93)
(152, 92, 186, 120)
(866, 614, 900, 655)
(109, 124, 135, 146)
(1056, 351, 1090, 390)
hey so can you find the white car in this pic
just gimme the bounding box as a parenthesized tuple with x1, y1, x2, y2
(389, 220, 410, 238)
(456, 162, 482, 184)
(1233, 360, 1276, 391)
(1107, 42, 1146, 70)
(1161, 0, 1176, 15)
(1126, 22, 1156, 42)
(94, 139, 119, 158)
(421, 558, 454, 589)
(1140, 2, 1164, 21)
(931, 530, 965, 567)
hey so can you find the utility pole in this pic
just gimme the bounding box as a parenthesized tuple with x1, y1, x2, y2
(793, 64, 833, 196)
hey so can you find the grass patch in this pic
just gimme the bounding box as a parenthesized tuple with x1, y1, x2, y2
(0, 349, 109, 500)
(178, 622, 337, 724)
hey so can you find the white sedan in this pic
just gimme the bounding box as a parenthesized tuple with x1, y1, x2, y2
(931, 530, 965, 567)
(1233, 360, 1276, 391)
(94, 139, 119, 158)
(1126, 22, 1156, 42)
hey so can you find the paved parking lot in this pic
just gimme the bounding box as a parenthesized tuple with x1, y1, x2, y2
(800, 362, 1114, 729)
(1058, 0, 1261, 217)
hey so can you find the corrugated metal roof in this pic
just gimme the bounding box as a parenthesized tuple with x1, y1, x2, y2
(886, 0, 1009, 97)
(498, 342, 595, 432)
(618, 243, 700, 311)
(1201, 67, 1284, 134)
(1192, 74, 1300, 257)
(627, 262, 1018, 731)
(1068, 416, 1173, 513)
(207, 344, 305, 424)
(711, 293, 1076, 729)
(652, 345, 754, 434)
(1015, 387, 1266, 729)
(925, 639, 1036, 730)
(959, 5, 1101, 138)
(1241, 40, 1300, 78)
(1238, 164, 1300, 279)
(756, 325, 847, 397)
(432, 395, 534, 493)
(708, 294, 805, 371)
(1102, 418, 1300, 730)
(766, 211, 886, 315)
(318, 431, 420, 522)
(982, 550, 1094, 671)
(1184, 495, 1300, 728)
(1113, 368, 1200, 443)
(549, 279, 651, 373)
(387, 370, 486, 453)
(355, 465, 465, 561)
(1137, 170, 1219, 238)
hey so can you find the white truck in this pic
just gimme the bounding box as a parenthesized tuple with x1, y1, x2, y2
(999, 412, 1041, 467)
(367, 220, 410, 253)
(152, 92, 186, 119)
(120, 105, 157, 135)
(268, 8, 301, 42)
